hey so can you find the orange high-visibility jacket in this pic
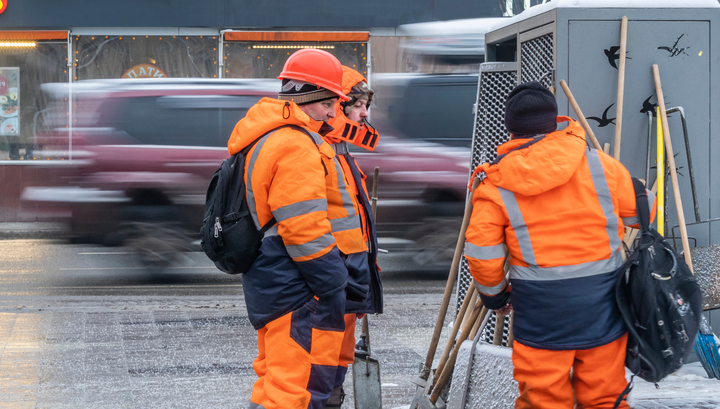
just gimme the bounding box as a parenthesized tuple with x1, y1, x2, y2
(464, 117, 656, 350)
(228, 97, 348, 330)
(322, 140, 383, 314)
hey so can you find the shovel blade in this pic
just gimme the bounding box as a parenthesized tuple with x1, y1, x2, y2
(353, 357, 382, 409)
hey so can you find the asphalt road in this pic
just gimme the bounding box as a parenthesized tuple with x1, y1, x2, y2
(0, 239, 449, 298)
(3, 240, 716, 408)
(0, 239, 452, 408)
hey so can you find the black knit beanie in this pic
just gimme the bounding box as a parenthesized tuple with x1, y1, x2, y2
(504, 81, 558, 137)
(278, 79, 338, 105)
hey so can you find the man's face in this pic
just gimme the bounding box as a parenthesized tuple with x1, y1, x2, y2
(298, 98, 338, 122)
(346, 97, 369, 123)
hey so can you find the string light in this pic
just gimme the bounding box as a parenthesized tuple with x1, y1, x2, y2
(0, 41, 36, 48)
(252, 45, 335, 49)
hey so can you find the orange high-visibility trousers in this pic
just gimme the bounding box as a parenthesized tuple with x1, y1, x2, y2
(512, 333, 629, 409)
(332, 314, 358, 389)
(339, 314, 358, 368)
(250, 293, 345, 409)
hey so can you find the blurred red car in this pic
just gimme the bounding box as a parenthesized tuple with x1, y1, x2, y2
(24, 78, 469, 266)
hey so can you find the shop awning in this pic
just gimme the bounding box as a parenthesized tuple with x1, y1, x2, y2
(0, 31, 68, 40)
(224, 31, 369, 42)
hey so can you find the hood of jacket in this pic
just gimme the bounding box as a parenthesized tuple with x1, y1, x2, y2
(228, 97, 326, 155)
(475, 116, 588, 197)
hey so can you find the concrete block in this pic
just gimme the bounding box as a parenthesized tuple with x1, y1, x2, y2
(447, 341, 518, 409)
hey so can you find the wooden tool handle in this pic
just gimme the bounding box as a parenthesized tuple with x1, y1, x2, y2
(492, 312, 505, 346)
(430, 298, 484, 403)
(422, 176, 482, 372)
(371, 166, 379, 220)
(559, 80, 603, 150)
(433, 285, 477, 383)
(362, 167, 380, 352)
(614, 16, 628, 160)
(652, 65, 693, 272)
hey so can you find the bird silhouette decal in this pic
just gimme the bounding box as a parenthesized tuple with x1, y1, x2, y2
(658, 34, 690, 57)
(640, 96, 658, 117)
(640, 95, 671, 117)
(604, 46, 631, 70)
(587, 104, 616, 127)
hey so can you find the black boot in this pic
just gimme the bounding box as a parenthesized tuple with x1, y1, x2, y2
(325, 386, 345, 408)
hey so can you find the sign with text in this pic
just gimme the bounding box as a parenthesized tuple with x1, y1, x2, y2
(121, 64, 168, 79)
(0, 68, 19, 136)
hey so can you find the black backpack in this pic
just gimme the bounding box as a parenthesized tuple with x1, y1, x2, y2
(200, 129, 280, 274)
(615, 178, 703, 385)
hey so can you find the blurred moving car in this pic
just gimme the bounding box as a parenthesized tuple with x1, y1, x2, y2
(398, 17, 506, 71)
(22, 78, 470, 267)
(371, 73, 479, 148)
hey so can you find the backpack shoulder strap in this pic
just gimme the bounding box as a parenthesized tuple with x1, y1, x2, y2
(237, 125, 321, 233)
(631, 177, 651, 233)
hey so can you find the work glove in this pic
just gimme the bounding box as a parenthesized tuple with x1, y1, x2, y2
(494, 303, 513, 317)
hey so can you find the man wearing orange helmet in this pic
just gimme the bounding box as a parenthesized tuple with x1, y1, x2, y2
(228, 49, 362, 409)
(322, 66, 383, 407)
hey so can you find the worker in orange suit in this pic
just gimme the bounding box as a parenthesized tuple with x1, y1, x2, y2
(463, 81, 656, 409)
(228, 49, 365, 409)
(322, 66, 383, 407)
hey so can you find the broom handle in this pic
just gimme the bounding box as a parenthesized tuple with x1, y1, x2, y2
(433, 285, 477, 383)
(361, 167, 380, 350)
(422, 176, 482, 372)
(652, 65, 693, 272)
(614, 16, 628, 160)
(559, 80, 603, 150)
(430, 298, 484, 403)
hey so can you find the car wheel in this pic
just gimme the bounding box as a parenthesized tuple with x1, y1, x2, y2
(406, 216, 462, 266)
(120, 205, 192, 269)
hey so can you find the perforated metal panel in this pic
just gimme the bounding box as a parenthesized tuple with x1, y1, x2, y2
(520, 34, 554, 87)
(455, 63, 517, 346)
(481, 311, 510, 346)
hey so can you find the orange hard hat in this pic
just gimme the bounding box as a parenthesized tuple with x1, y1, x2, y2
(341, 65, 368, 95)
(278, 49, 349, 102)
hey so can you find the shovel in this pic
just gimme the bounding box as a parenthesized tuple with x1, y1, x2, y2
(353, 166, 383, 409)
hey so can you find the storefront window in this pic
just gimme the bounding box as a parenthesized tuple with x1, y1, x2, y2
(74, 36, 218, 80)
(0, 40, 68, 160)
(224, 42, 367, 78)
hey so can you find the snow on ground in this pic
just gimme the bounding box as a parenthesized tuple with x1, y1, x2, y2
(630, 362, 720, 408)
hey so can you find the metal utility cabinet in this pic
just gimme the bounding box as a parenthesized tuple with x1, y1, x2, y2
(482, 0, 720, 250)
(457, 0, 720, 335)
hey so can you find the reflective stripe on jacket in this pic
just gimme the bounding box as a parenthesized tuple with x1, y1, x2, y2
(227, 97, 348, 330)
(464, 117, 656, 350)
(325, 142, 367, 254)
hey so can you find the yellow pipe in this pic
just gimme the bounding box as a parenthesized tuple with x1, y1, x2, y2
(656, 106, 664, 236)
